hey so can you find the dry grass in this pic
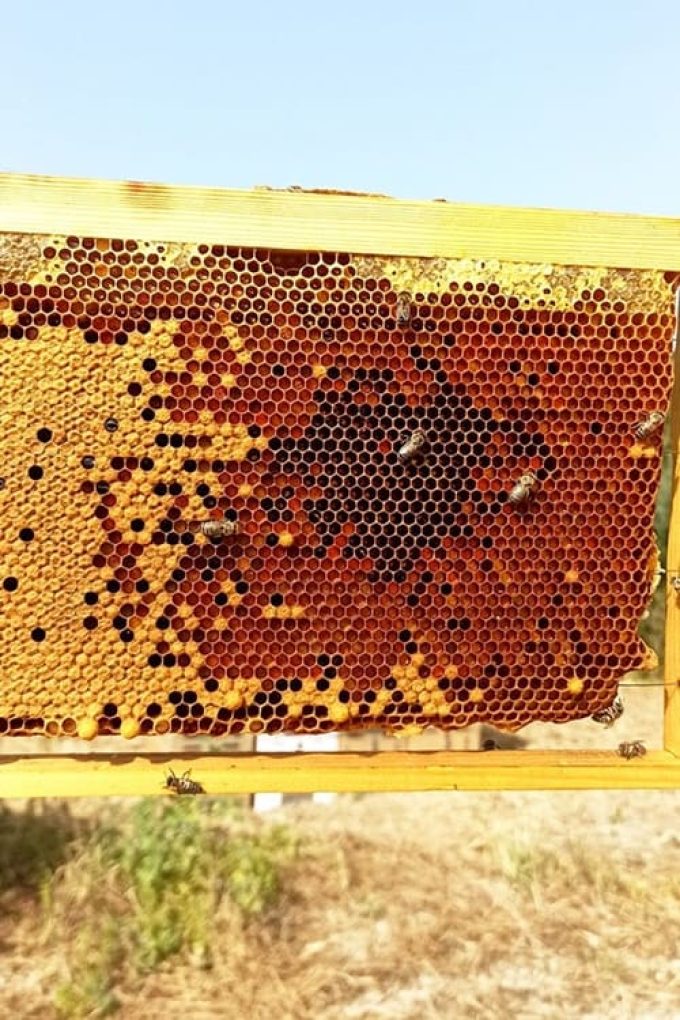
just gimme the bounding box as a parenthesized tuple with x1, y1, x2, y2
(0, 681, 676, 1019)
(0, 785, 679, 1020)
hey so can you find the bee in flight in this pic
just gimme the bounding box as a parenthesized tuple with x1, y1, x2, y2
(165, 768, 205, 795)
(508, 472, 538, 506)
(618, 740, 646, 760)
(591, 694, 624, 727)
(634, 411, 665, 440)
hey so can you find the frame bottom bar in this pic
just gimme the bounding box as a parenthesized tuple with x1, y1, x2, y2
(0, 750, 679, 797)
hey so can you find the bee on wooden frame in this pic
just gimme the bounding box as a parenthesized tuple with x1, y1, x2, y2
(165, 768, 205, 795)
(617, 740, 646, 760)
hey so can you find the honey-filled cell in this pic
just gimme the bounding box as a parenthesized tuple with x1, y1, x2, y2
(0, 232, 675, 738)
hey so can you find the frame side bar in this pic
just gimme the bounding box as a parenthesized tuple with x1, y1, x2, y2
(665, 289, 680, 755)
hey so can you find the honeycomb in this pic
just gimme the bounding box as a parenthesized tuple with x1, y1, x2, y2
(0, 229, 675, 739)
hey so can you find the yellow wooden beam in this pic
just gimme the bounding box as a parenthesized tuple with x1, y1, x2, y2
(0, 750, 678, 798)
(1, 173, 680, 269)
(664, 289, 680, 756)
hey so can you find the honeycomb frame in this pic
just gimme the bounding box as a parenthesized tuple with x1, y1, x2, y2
(0, 174, 679, 795)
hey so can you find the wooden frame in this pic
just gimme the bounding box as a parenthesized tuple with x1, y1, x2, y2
(1, 173, 680, 796)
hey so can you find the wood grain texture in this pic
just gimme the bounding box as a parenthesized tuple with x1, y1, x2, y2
(1, 173, 680, 269)
(0, 750, 678, 797)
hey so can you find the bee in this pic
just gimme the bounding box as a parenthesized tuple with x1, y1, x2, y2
(396, 292, 411, 326)
(617, 740, 646, 760)
(165, 768, 205, 795)
(508, 472, 538, 506)
(398, 428, 427, 463)
(634, 411, 665, 440)
(200, 518, 238, 541)
(591, 694, 624, 727)
(482, 738, 498, 751)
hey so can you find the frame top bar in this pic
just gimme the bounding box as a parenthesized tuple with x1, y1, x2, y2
(1, 173, 679, 270)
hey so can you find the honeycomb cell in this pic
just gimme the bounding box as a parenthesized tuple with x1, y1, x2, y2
(0, 236, 675, 737)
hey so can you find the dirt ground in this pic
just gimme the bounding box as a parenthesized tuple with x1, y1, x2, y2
(0, 685, 678, 1020)
(3, 785, 677, 1020)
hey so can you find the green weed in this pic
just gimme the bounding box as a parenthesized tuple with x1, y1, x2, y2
(224, 827, 291, 915)
(495, 836, 647, 904)
(42, 799, 296, 1017)
(0, 802, 77, 894)
(53, 916, 121, 1019)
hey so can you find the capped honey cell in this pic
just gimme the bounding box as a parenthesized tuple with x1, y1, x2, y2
(0, 223, 675, 738)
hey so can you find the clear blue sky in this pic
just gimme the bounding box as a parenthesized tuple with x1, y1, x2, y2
(2, 1, 678, 214)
